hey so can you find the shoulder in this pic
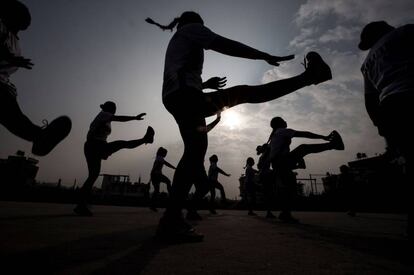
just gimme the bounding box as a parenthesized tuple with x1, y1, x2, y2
(96, 111, 113, 122)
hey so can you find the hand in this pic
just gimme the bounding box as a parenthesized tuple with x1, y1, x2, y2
(203, 76, 227, 90)
(136, 113, 146, 120)
(8, 55, 34, 69)
(265, 54, 295, 67)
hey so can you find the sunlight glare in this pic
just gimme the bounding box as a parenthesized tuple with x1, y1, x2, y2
(222, 109, 242, 130)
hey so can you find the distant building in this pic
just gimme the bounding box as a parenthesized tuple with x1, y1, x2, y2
(100, 174, 149, 199)
(0, 151, 39, 186)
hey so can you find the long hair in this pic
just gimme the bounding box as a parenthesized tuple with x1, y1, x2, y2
(145, 11, 203, 32)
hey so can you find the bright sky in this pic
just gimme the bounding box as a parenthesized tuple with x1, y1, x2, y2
(1, 0, 414, 198)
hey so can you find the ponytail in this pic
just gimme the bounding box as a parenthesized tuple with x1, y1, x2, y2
(146, 11, 203, 32)
(145, 17, 179, 31)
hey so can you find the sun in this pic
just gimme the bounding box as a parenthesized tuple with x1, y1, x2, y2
(221, 109, 242, 130)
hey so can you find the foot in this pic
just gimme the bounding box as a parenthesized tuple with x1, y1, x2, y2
(295, 158, 306, 169)
(73, 204, 93, 216)
(143, 126, 155, 144)
(303, 51, 332, 85)
(186, 210, 203, 221)
(278, 211, 299, 223)
(32, 116, 72, 156)
(248, 211, 257, 216)
(155, 215, 204, 243)
(329, 130, 345, 150)
(149, 206, 158, 212)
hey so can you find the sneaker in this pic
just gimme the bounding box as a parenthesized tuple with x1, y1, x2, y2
(278, 211, 299, 223)
(155, 215, 204, 243)
(186, 210, 203, 221)
(32, 116, 72, 156)
(329, 130, 345, 150)
(143, 126, 155, 144)
(73, 204, 93, 216)
(303, 51, 332, 85)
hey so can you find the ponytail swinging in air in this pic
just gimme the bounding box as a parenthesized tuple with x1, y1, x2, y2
(145, 11, 204, 31)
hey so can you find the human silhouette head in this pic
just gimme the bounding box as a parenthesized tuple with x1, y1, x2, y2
(245, 157, 255, 167)
(145, 11, 203, 31)
(156, 147, 168, 158)
(358, 21, 395, 51)
(0, 0, 31, 33)
(209, 154, 218, 163)
(256, 143, 268, 155)
(270, 117, 287, 130)
(100, 101, 116, 114)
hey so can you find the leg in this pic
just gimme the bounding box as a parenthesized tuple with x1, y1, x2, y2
(0, 88, 41, 141)
(290, 143, 334, 161)
(215, 181, 227, 201)
(200, 52, 332, 117)
(159, 174, 172, 194)
(150, 176, 161, 211)
(74, 143, 102, 216)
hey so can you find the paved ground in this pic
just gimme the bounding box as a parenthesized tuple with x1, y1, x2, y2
(0, 201, 412, 274)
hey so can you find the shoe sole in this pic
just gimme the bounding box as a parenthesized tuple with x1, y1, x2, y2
(306, 51, 332, 85)
(32, 116, 72, 156)
(331, 130, 345, 150)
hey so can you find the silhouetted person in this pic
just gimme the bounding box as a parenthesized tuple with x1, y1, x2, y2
(257, 144, 276, 219)
(207, 154, 230, 214)
(0, 0, 71, 156)
(244, 157, 259, 216)
(359, 21, 414, 238)
(147, 11, 332, 242)
(150, 147, 176, 212)
(268, 117, 344, 223)
(74, 101, 154, 216)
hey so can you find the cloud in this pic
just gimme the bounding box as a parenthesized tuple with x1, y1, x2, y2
(295, 0, 414, 26)
(319, 26, 360, 43)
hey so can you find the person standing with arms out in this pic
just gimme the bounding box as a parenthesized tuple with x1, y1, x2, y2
(268, 117, 344, 223)
(74, 101, 154, 216)
(146, 11, 332, 242)
(244, 157, 259, 216)
(358, 21, 414, 238)
(207, 154, 231, 214)
(150, 147, 176, 212)
(0, 0, 71, 156)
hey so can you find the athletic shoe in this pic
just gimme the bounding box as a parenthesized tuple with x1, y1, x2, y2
(209, 209, 218, 215)
(329, 130, 345, 150)
(143, 126, 155, 144)
(266, 212, 276, 219)
(73, 204, 93, 216)
(303, 51, 332, 85)
(32, 116, 72, 156)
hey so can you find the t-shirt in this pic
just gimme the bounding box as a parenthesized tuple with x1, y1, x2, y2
(208, 162, 221, 181)
(269, 128, 296, 161)
(0, 19, 21, 96)
(151, 155, 165, 175)
(361, 24, 414, 103)
(162, 23, 218, 98)
(245, 164, 257, 185)
(87, 111, 113, 141)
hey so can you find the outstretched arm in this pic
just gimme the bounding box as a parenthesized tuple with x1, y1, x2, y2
(209, 35, 294, 66)
(112, 113, 146, 122)
(197, 112, 221, 133)
(217, 167, 231, 177)
(163, 160, 176, 170)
